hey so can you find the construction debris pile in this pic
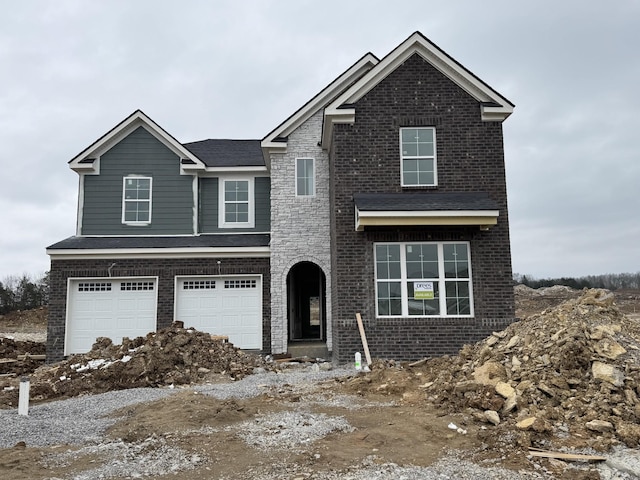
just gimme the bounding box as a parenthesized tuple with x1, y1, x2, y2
(0, 323, 272, 408)
(349, 289, 640, 449)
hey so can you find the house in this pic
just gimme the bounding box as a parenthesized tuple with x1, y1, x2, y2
(46, 32, 516, 363)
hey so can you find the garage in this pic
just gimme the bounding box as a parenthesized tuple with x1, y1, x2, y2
(175, 276, 262, 349)
(66, 278, 158, 355)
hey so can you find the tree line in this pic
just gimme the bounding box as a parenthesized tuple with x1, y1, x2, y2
(0, 273, 49, 314)
(514, 272, 640, 291)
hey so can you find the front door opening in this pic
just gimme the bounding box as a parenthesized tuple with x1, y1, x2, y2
(287, 262, 326, 341)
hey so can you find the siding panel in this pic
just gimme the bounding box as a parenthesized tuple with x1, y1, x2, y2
(81, 126, 193, 235)
(199, 176, 270, 233)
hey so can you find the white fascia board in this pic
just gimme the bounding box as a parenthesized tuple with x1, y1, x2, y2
(199, 165, 268, 175)
(69, 110, 204, 172)
(321, 109, 355, 148)
(261, 53, 378, 153)
(47, 246, 271, 260)
(480, 104, 514, 121)
(260, 141, 288, 151)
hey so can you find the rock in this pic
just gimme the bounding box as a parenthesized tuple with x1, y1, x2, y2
(515, 380, 534, 394)
(592, 361, 625, 387)
(511, 355, 521, 371)
(473, 361, 506, 386)
(591, 324, 621, 340)
(537, 383, 555, 397)
(484, 410, 500, 425)
(581, 289, 615, 307)
(586, 420, 614, 433)
(505, 335, 520, 350)
(486, 336, 499, 347)
(503, 393, 518, 413)
(516, 417, 536, 430)
(454, 380, 482, 394)
(495, 381, 515, 399)
(594, 338, 627, 360)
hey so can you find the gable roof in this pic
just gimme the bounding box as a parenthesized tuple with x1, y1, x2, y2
(184, 139, 264, 168)
(321, 32, 515, 148)
(68, 110, 204, 173)
(261, 52, 379, 158)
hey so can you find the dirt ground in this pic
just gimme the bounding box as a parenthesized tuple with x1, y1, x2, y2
(1, 287, 640, 479)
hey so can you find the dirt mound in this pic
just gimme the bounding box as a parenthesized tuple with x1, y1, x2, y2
(344, 289, 640, 450)
(0, 307, 48, 330)
(514, 284, 582, 319)
(0, 338, 46, 375)
(0, 323, 273, 408)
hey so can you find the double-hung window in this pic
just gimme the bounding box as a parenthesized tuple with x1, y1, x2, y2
(400, 127, 436, 186)
(122, 176, 152, 224)
(375, 242, 472, 317)
(296, 158, 315, 196)
(219, 178, 254, 228)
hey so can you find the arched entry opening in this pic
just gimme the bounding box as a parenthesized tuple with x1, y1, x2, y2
(287, 262, 326, 342)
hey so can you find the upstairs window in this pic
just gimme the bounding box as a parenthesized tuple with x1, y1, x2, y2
(296, 158, 315, 196)
(122, 177, 152, 224)
(219, 178, 254, 228)
(375, 242, 472, 317)
(400, 127, 436, 187)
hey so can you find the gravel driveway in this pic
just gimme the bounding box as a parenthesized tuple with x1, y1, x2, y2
(3, 365, 639, 479)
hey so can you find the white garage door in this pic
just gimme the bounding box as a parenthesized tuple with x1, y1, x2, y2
(66, 278, 157, 355)
(175, 276, 262, 349)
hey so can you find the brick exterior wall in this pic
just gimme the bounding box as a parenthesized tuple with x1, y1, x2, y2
(269, 110, 333, 354)
(47, 257, 270, 362)
(329, 53, 515, 362)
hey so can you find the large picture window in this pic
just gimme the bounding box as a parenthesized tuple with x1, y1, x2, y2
(400, 127, 436, 187)
(219, 178, 254, 228)
(375, 242, 472, 317)
(122, 177, 152, 224)
(296, 158, 315, 196)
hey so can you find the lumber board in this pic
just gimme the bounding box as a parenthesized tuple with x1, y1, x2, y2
(17, 354, 46, 361)
(355, 313, 372, 366)
(528, 448, 606, 462)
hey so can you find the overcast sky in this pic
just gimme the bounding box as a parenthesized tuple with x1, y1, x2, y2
(1, 0, 638, 281)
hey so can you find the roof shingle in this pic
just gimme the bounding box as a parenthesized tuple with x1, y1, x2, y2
(353, 192, 499, 211)
(183, 139, 264, 168)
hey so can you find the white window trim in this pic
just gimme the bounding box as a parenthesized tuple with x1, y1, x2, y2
(374, 241, 473, 318)
(218, 177, 255, 229)
(295, 157, 315, 197)
(399, 127, 437, 187)
(121, 176, 152, 225)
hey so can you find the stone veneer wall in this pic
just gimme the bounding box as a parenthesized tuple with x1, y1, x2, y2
(269, 110, 333, 354)
(46, 257, 270, 362)
(329, 53, 516, 363)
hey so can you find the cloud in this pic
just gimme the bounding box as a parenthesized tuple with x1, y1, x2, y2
(0, 0, 638, 279)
